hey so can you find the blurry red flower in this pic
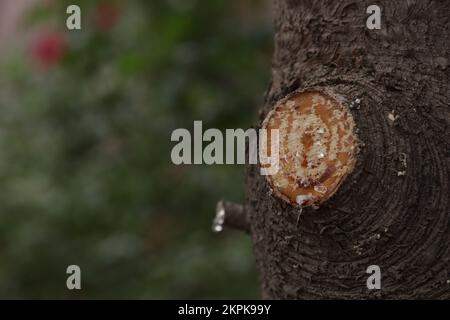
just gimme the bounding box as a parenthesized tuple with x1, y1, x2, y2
(94, 2, 121, 31)
(32, 31, 67, 67)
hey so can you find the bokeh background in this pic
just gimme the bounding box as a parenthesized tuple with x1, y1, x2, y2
(0, 0, 273, 298)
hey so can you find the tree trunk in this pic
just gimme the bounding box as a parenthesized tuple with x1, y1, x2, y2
(246, 0, 449, 299)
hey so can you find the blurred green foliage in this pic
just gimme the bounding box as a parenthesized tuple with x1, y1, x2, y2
(0, 0, 272, 298)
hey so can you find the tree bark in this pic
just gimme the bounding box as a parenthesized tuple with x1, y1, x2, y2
(246, 0, 449, 299)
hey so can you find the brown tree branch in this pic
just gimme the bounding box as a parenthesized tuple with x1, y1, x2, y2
(212, 200, 250, 234)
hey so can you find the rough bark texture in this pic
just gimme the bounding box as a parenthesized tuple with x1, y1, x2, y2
(246, 0, 449, 299)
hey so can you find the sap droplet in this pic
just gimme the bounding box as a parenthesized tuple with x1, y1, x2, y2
(314, 184, 327, 194)
(212, 202, 225, 233)
(286, 100, 296, 108)
(296, 195, 308, 206)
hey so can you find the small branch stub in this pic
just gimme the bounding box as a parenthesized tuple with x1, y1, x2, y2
(212, 201, 249, 234)
(262, 89, 359, 207)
